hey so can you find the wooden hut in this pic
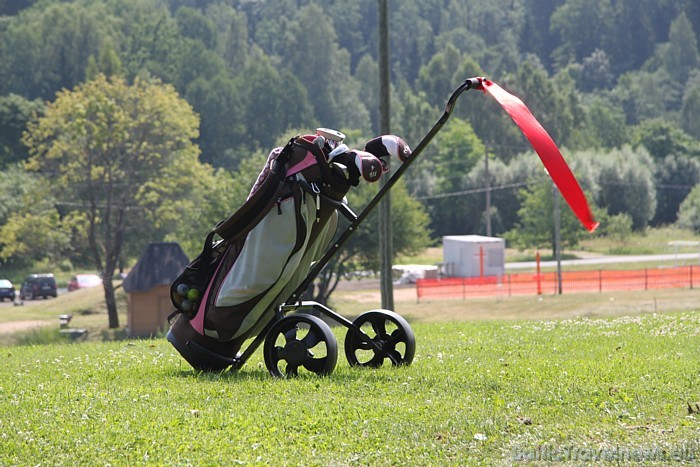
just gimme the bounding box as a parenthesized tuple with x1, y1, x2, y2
(123, 242, 189, 337)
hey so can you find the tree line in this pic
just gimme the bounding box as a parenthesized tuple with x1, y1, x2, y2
(1, 0, 700, 284)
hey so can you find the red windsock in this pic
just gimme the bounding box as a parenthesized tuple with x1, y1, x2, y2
(479, 78, 599, 232)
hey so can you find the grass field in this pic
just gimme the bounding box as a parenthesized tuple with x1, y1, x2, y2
(1, 311, 699, 464)
(1, 233, 699, 464)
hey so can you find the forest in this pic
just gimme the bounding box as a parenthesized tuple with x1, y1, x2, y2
(1, 0, 700, 278)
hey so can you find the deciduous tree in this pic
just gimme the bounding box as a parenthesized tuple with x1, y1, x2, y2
(23, 75, 203, 328)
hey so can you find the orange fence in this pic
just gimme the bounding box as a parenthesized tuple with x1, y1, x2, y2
(415, 266, 700, 301)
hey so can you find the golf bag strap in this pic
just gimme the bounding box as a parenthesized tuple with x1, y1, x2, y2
(293, 137, 335, 184)
(213, 138, 295, 241)
(193, 231, 217, 283)
(293, 137, 352, 199)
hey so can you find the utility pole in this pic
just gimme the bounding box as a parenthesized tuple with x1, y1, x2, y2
(484, 143, 492, 237)
(378, 0, 394, 310)
(552, 183, 563, 294)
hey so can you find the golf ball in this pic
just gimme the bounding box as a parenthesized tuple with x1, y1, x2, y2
(176, 283, 189, 296)
(181, 299, 192, 311)
(187, 288, 200, 301)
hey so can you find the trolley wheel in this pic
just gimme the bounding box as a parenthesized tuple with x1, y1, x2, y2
(263, 314, 338, 378)
(344, 309, 416, 368)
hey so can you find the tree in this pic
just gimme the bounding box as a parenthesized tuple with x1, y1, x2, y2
(604, 212, 633, 242)
(0, 2, 117, 99)
(160, 150, 264, 259)
(415, 44, 463, 109)
(185, 73, 247, 168)
(204, 2, 248, 75)
(550, 0, 614, 71)
(412, 117, 486, 238)
(632, 119, 700, 160)
(0, 94, 44, 168)
(677, 184, 700, 233)
(663, 12, 699, 84)
(653, 154, 700, 225)
(175, 6, 218, 50)
(235, 48, 318, 153)
(610, 70, 678, 125)
(119, 7, 183, 85)
(0, 165, 71, 270)
(510, 61, 577, 148)
(85, 40, 123, 81)
(354, 53, 381, 132)
(520, 0, 563, 72)
(596, 145, 657, 230)
(280, 3, 370, 132)
(578, 96, 628, 149)
(681, 73, 700, 139)
(579, 49, 613, 92)
(505, 180, 590, 254)
(23, 75, 202, 329)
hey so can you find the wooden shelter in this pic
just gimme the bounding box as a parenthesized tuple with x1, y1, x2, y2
(123, 242, 189, 337)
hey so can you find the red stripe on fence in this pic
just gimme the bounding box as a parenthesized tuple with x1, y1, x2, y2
(415, 266, 698, 301)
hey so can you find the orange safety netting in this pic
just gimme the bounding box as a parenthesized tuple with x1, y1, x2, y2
(416, 266, 699, 301)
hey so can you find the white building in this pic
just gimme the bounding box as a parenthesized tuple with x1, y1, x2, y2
(442, 235, 505, 278)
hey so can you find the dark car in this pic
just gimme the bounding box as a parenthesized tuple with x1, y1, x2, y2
(20, 274, 58, 300)
(0, 279, 15, 301)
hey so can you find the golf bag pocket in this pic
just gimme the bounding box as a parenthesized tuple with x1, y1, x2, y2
(203, 182, 317, 342)
(169, 180, 301, 322)
(216, 187, 308, 306)
(170, 231, 226, 318)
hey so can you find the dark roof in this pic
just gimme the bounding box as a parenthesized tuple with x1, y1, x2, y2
(122, 242, 189, 293)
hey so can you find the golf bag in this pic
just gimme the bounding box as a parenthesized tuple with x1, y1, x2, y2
(167, 130, 406, 371)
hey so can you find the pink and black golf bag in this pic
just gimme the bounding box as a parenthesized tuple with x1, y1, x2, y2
(167, 129, 415, 375)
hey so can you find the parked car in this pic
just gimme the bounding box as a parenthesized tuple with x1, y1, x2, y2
(0, 279, 15, 301)
(19, 273, 58, 300)
(67, 274, 102, 292)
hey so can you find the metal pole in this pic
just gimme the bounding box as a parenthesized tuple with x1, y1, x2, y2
(484, 143, 491, 237)
(552, 183, 563, 294)
(378, 0, 394, 310)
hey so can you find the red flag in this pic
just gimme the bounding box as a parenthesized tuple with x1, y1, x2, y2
(479, 78, 598, 232)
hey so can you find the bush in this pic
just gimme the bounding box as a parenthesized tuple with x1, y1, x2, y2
(677, 184, 700, 232)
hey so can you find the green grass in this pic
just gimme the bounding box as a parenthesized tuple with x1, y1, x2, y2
(1, 312, 699, 465)
(581, 225, 699, 256)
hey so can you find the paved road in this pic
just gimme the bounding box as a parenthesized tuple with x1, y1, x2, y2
(506, 252, 700, 270)
(0, 287, 67, 308)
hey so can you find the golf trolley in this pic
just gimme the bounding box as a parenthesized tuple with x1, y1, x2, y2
(167, 76, 597, 378)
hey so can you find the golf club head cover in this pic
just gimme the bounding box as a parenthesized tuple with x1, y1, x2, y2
(364, 135, 412, 171)
(329, 150, 383, 185)
(352, 150, 383, 183)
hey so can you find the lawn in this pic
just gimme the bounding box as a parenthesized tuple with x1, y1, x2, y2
(1, 235, 699, 464)
(1, 310, 699, 464)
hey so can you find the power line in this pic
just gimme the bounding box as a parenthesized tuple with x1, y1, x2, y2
(416, 179, 546, 201)
(417, 179, 699, 201)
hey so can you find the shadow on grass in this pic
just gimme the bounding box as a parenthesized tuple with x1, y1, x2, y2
(166, 359, 414, 383)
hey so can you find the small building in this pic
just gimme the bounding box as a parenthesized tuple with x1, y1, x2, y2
(442, 235, 505, 278)
(123, 242, 189, 337)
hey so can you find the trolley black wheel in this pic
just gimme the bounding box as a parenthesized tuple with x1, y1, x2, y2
(263, 314, 338, 378)
(344, 309, 415, 368)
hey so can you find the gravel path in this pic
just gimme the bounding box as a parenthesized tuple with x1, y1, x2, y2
(0, 320, 51, 334)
